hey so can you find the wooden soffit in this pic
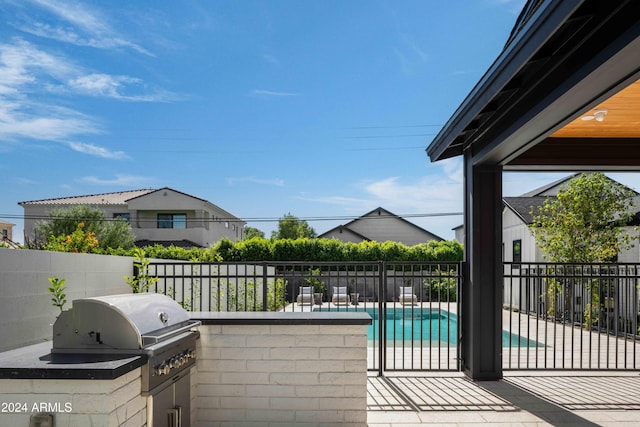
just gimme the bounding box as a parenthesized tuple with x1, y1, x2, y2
(508, 79, 640, 170)
(550, 79, 640, 138)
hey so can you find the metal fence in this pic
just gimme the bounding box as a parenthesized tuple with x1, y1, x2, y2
(148, 261, 462, 374)
(504, 262, 640, 370)
(147, 260, 640, 372)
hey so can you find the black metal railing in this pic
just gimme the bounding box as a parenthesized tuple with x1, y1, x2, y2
(147, 261, 462, 373)
(504, 262, 640, 370)
(146, 260, 640, 372)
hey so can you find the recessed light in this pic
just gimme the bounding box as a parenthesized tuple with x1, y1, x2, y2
(581, 108, 608, 122)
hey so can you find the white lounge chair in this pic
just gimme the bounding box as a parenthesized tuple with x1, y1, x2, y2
(297, 286, 315, 305)
(331, 286, 350, 305)
(399, 286, 417, 305)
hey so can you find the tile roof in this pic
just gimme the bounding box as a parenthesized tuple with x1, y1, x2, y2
(19, 189, 157, 206)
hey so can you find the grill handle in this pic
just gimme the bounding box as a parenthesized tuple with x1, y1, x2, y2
(142, 321, 201, 344)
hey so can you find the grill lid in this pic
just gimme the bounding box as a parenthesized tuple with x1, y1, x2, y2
(53, 293, 194, 352)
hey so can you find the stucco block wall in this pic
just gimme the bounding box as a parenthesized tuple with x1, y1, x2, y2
(0, 249, 132, 352)
(195, 323, 368, 426)
(0, 368, 145, 427)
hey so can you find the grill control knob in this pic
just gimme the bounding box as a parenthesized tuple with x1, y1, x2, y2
(154, 363, 170, 376)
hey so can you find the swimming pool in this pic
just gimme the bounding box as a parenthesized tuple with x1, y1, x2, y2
(314, 307, 542, 347)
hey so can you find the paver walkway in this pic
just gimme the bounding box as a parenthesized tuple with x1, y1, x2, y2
(367, 371, 640, 426)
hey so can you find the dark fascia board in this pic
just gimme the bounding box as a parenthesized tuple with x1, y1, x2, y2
(477, 23, 640, 168)
(426, 0, 580, 161)
(429, 1, 640, 169)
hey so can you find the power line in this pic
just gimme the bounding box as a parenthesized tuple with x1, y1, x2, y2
(0, 211, 463, 224)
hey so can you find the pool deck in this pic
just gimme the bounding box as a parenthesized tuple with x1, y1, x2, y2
(367, 371, 640, 426)
(292, 300, 640, 425)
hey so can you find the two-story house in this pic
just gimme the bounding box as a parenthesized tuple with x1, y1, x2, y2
(0, 221, 16, 247)
(19, 187, 246, 248)
(502, 174, 640, 264)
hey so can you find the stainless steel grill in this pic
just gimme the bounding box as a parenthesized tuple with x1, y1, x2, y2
(52, 293, 200, 426)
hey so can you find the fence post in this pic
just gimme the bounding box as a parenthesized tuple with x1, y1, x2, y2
(457, 261, 463, 372)
(378, 261, 385, 377)
(262, 262, 268, 312)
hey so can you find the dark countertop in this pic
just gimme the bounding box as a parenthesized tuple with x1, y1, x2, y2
(191, 311, 372, 325)
(0, 342, 145, 380)
(0, 312, 370, 380)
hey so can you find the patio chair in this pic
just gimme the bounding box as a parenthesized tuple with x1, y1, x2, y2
(399, 286, 417, 305)
(296, 286, 315, 305)
(331, 286, 350, 305)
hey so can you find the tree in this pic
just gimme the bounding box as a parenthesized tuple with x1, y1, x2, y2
(243, 226, 265, 240)
(271, 213, 316, 239)
(530, 173, 637, 263)
(530, 172, 638, 327)
(34, 205, 135, 251)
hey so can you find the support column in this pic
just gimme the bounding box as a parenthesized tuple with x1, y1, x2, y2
(461, 154, 503, 380)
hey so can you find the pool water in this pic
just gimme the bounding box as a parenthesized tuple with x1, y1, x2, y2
(315, 307, 542, 347)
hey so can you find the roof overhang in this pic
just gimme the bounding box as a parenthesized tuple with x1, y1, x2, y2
(427, 0, 640, 171)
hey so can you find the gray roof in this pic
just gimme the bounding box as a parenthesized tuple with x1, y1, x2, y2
(19, 189, 156, 206)
(503, 196, 549, 224)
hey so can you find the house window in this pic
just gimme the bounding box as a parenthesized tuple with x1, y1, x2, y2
(158, 214, 186, 229)
(512, 239, 522, 266)
(113, 213, 130, 222)
(1, 229, 7, 240)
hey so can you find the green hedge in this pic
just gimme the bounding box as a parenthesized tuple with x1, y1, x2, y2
(103, 238, 463, 262)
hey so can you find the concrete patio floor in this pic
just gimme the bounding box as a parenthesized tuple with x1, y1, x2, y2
(367, 371, 640, 426)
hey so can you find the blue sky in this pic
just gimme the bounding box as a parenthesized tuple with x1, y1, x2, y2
(2, 0, 639, 244)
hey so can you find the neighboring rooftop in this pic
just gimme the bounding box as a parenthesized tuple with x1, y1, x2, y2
(19, 189, 156, 206)
(503, 196, 548, 224)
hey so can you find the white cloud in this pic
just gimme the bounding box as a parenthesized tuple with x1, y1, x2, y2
(300, 195, 372, 207)
(502, 172, 570, 196)
(439, 157, 463, 183)
(79, 174, 155, 186)
(69, 74, 141, 96)
(261, 53, 280, 65)
(306, 160, 464, 216)
(363, 174, 462, 213)
(227, 176, 285, 187)
(0, 40, 97, 143)
(0, 38, 174, 153)
(21, 0, 153, 55)
(66, 142, 128, 159)
(250, 89, 299, 97)
(65, 73, 174, 102)
(0, 38, 77, 94)
(0, 102, 99, 142)
(394, 33, 429, 76)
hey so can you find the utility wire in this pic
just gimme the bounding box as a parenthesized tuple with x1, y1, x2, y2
(0, 211, 463, 224)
